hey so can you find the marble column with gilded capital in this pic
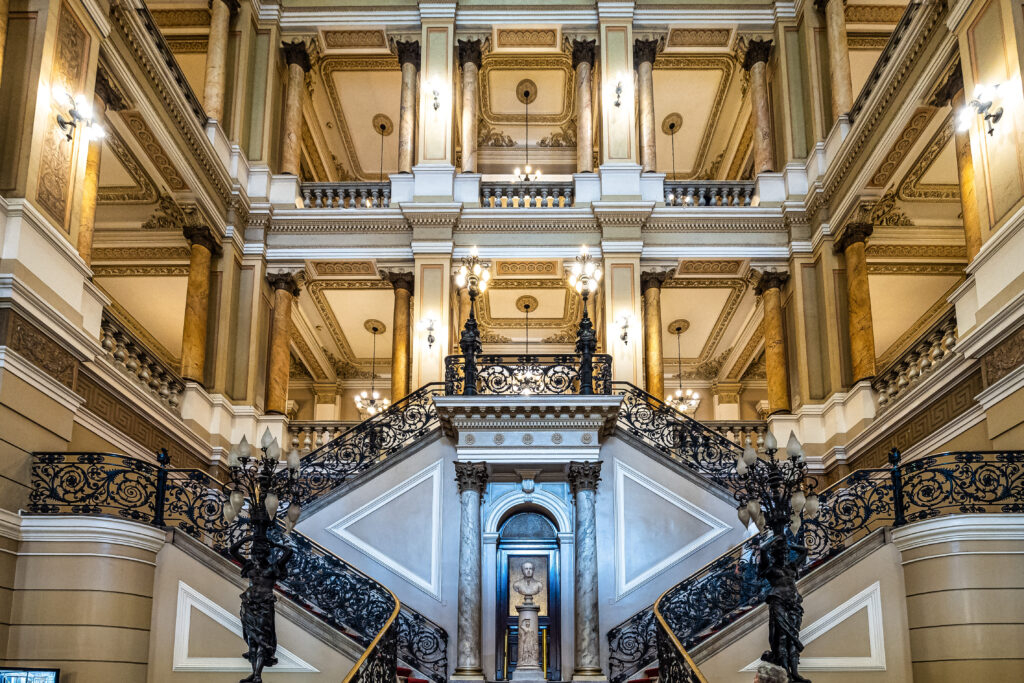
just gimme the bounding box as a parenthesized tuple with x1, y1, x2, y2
(572, 39, 597, 173)
(458, 39, 483, 174)
(180, 225, 222, 384)
(754, 270, 791, 414)
(836, 223, 876, 382)
(265, 272, 302, 415)
(640, 270, 672, 400)
(634, 39, 660, 173)
(741, 39, 776, 174)
(280, 40, 312, 177)
(395, 40, 420, 174)
(384, 270, 414, 401)
(568, 460, 603, 680)
(453, 462, 489, 681)
(816, 0, 853, 121)
(203, 0, 238, 122)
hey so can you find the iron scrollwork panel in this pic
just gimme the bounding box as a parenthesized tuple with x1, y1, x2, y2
(28, 452, 159, 522)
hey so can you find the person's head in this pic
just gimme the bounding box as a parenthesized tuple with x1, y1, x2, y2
(522, 561, 534, 578)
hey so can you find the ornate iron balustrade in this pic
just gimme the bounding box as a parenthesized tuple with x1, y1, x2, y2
(289, 421, 361, 452)
(612, 450, 1024, 683)
(27, 451, 449, 683)
(301, 182, 392, 209)
(872, 311, 957, 410)
(100, 311, 185, 412)
(295, 383, 444, 506)
(444, 354, 613, 396)
(663, 181, 755, 207)
(480, 181, 574, 208)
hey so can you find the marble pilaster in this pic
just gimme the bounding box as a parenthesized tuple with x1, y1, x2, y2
(836, 223, 876, 382)
(265, 272, 301, 415)
(742, 39, 775, 174)
(572, 40, 597, 173)
(180, 225, 221, 384)
(634, 39, 659, 173)
(755, 270, 790, 415)
(640, 270, 672, 400)
(568, 460, 603, 680)
(203, 0, 237, 122)
(458, 40, 482, 173)
(280, 40, 312, 177)
(817, 0, 853, 120)
(384, 270, 414, 402)
(395, 40, 420, 174)
(453, 462, 489, 681)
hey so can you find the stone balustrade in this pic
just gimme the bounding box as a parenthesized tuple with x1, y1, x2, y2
(288, 421, 360, 452)
(704, 420, 769, 449)
(664, 181, 756, 207)
(873, 312, 958, 410)
(99, 313, 185, 412)
(481, 181, 574, 208)
(300, 182, 391, 209)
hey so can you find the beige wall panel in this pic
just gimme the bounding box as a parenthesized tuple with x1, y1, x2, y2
(10, 589, 153, 630)
(909, 623, 1024, 663)
(0, 659, 147, 680)
(13, 554, 156, 594)
(898, 538, 1024, 562)
(906, 587, 1024, 627)
(902, 554, 1024, 593)
(913, 659, 1024, 680)
(20, 539, 163, 563)
(6, 622, 150, 662)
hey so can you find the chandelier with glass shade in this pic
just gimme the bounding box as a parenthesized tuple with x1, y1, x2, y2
(665, 321, 700, 414)
(354, 322, 390, 417)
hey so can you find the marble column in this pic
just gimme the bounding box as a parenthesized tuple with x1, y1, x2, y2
(280, 40, 312, 177)
(458, 39, 482, 174)
(395, 40, 420, 174)
(641, 271, 672, 400)
(817, 0, 853, 121)
(568, 460, 603, 680)
(742, 39, 776, 174)
(76, 97, 105, 267)
(265, 272, 301, 415)
(180, 225, 222, 384)
(572, 39, 597, 173)
(385, 270, 414, 402)
(837, 223, 876, 382)
(203, 0, 237, 122)
(634, 39, 659, 173)
(453, 462, 488, 681)
(754, 270, 790, 414)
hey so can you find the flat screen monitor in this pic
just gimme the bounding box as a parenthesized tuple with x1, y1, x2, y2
(0, 669, 60, 682)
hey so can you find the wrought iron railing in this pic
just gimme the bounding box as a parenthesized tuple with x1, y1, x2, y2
(873, 310, 957, 410)
(611, 449, 1024, 683)
(480, 181, 574, 208)
(663, 181, 756, 207)
(444, 354, 613, 396)
(27, 451, 449, 683)
(100, 311, 185, 412)
(301, 182, 392, 209)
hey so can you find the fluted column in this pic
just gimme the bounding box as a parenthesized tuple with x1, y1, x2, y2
(837, 223, 876, 382)
(180, 225, 222, 384)
(742, 39, 776, 174)
(817, 0, 853, 121)
(265, 272, 301, 415)
(280, 40, 312, 176)
(76, 97, 105, 267)
(634, 39, 659, 173)
(641, 271, 672, 400)
(395, 40, 420, 174)
(755, 270, 790, 414)
(203, 0, 237, 122)
(384, 271, 414, 402)
(453, 462, 488, 681)
(458, 39, 482, 173)
(568, 461, 603, 679)
(572, 39, 596, 173)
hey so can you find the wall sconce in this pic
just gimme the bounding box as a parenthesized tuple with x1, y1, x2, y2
(432, 87, 441, 111)
(618, 315, 630, 345)
(958, 83, 1003, 136)
(52, 85, 103, 141)
(420, 318, 437, 349)
(614, 82, 623, 107)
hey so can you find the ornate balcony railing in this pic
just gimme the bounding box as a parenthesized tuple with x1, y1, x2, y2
(610, 449, 1024, 683)
(480, 181, 574, 208)
(100, 311, 185, 412)
(27, 451, 449, 683)
(301, 182, 392, 209)
(444, 354, 613, 396)
(663, 181, 756, 207)
(873, 311, 957, 410)
(289, 421, 361, 452)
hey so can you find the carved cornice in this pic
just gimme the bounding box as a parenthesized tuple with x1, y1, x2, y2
(394, 40, 420, 70)
(454, 461, 489, 494)
(97, 123, 159, 204)
(753, 269, 789, 296)
(571, 39, 596, 70)
(458, 39, 483, 69)
(929, 61, 964, 107)
(267, 271, 302, 296)
(120, 111, 188, 191)
(142, 194, 200, 231)
(741, 39, 772, 71)
(95, 68, 129, 111)
(290, 329, 329, 381)
(568, 460, 601, 493)
(282, 40, 313, 72)
(867, 107, 935, 188)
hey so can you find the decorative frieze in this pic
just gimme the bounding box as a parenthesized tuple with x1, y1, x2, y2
(667, 28, 731, 48)
(981, 324, 1024, 388)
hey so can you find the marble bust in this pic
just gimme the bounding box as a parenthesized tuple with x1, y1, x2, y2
(512, 561, 543, 605)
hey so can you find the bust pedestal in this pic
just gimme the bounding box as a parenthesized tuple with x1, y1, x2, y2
(511, 601, 544, 682)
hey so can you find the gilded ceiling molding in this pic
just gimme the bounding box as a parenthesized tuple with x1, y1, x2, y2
(848, 33, 891, 50)
(845, 5, 905, 24)
(478, 53, 575, 125)
(165, 36, 208, 54)
(864, 243, 967, 260)
(142, 194, 203, 231)
(538, 121, 576, 147)
(478, 120, 516, 147)
(312, 261, 378, 276)
(652, 55, 736, 179)
(870, 191, 914, 227)
(726, 320, 764, 380)
(268, 218, 409, 233)
(477, 279, 581, 329)
(92, 264, 191, 276)
(120, 110, 189, 191)
(150, 8, 211, 27)
(92, 246, 192, 261)
(674, 347, 733, 380)
(494, 28, 559, 50)
(897, 112, 960, 202)
(98, 123, 160, 204)
(866, 263, 965, 275)
(322, 29, 388, 50)
(493, 260, 560, 277)
(290, 329, 329, 381)
(676, 260, 743, 275)
(667, 28, 731, 48)
(867, 106, 935, 188)
(306, 279, 393, 375)
(662, 278, 748, 363)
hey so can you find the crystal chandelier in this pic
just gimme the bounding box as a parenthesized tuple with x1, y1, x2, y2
(354, 323, 390, 417)
(666, 321, 700, 414)
(513, 82, 541, 182)
(514, 300, 542, 395)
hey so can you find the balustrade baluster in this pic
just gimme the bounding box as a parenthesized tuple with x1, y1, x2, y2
(483, 187, 493, 208)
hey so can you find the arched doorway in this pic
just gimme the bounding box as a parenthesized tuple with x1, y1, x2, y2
(495, 510, 561, 681)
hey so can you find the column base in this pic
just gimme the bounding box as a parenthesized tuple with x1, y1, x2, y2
(571, 672, 608, 683)
(450, 673, 486, 683)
